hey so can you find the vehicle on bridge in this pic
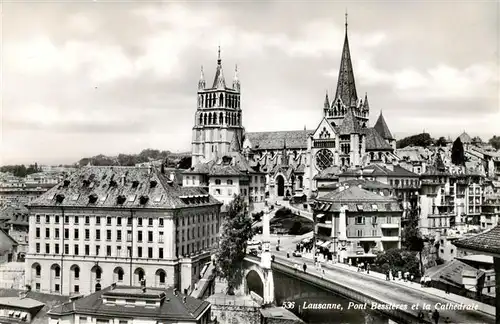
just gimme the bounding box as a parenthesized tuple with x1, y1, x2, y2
(292, 251, 302, 257)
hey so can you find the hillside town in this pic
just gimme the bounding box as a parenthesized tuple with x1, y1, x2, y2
(0, 7, 499, 324)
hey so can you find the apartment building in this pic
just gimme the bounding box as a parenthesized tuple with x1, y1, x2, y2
(25, 166, 222, 296)
(312, 185, 402, 264)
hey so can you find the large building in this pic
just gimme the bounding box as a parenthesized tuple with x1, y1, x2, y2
(190, 17, 399, 201)
(25, 166, 222, 296)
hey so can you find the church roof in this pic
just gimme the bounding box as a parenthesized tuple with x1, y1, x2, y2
(374, 112, 394, 140)
(453, 225, 500, 256)
(338, 108, 359, 134)
(333, 25, 358, 108)
(361, 128, 393, 150)
(245, 130, 312, 150)
(458, 132, 472, 144)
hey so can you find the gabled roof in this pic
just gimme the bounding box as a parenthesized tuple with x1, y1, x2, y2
(0, 228, 18, 246)
(339, 164, 419, 178)
(374, 112, 394, 140)
(333, 27, 358, 108)
(315, 186, 401, 212)
(425, 259, 483, 287)
(28, 166, 221, 209)
(314, 166, 340, 180)
(361, 128, 393, 151)
(48, 286, 210, 321)
(322, 179, 392, 190)
(454, 226, 500, 256)
(319, 185, 396, 202)
(338, 108, 359, 134)
(245, 130, 312, 150)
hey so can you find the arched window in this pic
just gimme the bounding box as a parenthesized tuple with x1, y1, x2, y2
(213, 113, 218, 125)
(208, 113, 212, 125)
(204, 114, 207, 125)
(219, 112, 223, 124)
(134, 268, 145, 285)
(114, 267, 124, 282)
(199, 114, 203, 125)
(227, 179, 233, 185)
(156, 269, 166, 286)
(53, 265, 61, 278)
(95, 267, 102, 279)
(73, 266, 80, 279)
(32, 263, 41, 277)
(225, 112, 229, 124)
(220, 93, 224, 106)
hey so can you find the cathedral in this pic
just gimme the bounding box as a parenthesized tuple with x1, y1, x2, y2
(189, 17, 399, 200)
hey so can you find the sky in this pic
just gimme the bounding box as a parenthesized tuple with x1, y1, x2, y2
(1, 1, 499, 165)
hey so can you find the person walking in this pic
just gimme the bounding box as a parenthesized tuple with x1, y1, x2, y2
(303, 263, 307, 273)
(417, 310, 425, 323)
(445, 285, 450, 294)
(367, 263, 370, 274)
(432, 309, 440, 324)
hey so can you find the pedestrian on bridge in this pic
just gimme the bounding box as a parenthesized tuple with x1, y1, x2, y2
(432, 309, 440, 324)
(303, 263, 307, 273)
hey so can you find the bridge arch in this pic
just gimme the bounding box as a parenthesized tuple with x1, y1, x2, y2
(242, 264, 266, 298)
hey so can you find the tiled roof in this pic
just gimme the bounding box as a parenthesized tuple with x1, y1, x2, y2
(28, 166, 221, 209)
(322, 179, 392, 190)
(425, 259, 483, 287)
(48, 286, 210, 321)
(245, 130, 312, 150)
(338, 108, 359, 135)
(183, 153, 262, 177)
(0, 228, 18, 246)
(314, 166, 341, 180)
(374, 112, 394, 140)
(339, 164, 419, 178)
(453, 226, 500, 255)
(319, 185, 396, 202)
(0, 297, 45, 309)
(361, 128, 393, 150)
(396, 146, 430, 162)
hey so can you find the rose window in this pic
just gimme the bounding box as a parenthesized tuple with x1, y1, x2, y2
(315, 149, 334, 171)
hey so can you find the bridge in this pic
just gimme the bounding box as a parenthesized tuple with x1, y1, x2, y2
(240, 254, 495, 324)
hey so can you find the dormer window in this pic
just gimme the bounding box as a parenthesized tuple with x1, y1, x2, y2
(63, 180, 70, 187)
(116, 195, 126, 205)
(132, 181, 139, 189)
(88, 194, 98, 204)
(55, 194, 65, 203)
(150, 181, 157, 188)
(139, 196, 149, 205)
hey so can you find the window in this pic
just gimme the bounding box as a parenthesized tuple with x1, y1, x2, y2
(55, 244, 59, 254)
(55, 215, 60, 223)
(55, 284, 60, 292)
(36, 243, 40, 253)
(107, 246, 111, 256)
(36, 215, 40, 223)
(127, 217, 132, 226)
(127, 231, 132, 242)
(55, 228, 60, 239)
(138, 218, 143, 227)
(159, 231, 164, 243)
(148, 231, 153, 242)
(386, 216, 392, 224)
(74, 229, 79, 240)
(117, 246, 122, 256)
(36, 228, 40, 238)
(117, 217, 122, 226)
(45, 215, 50, 223)
(107, 217, 111, 225)
(227, 179, 233, 185)
(45, 243, 50, 254)
(159, 218, 164, 226)
(96, 217, 101, 225)
(106, 230, 112, 241)
(148, 218, 153, 226)
(117, 231, 122, 241)
(356, 216, 364, 225)
(138, 231, 143, 242)
(35, 283, 40, 291)
(138, 247, 143, 258)
(85, 245, 90, 256)
(64, 244, 69, 254)
(357, 230, 363, 237)
(96, 246, 100, 256)
(55, 267, 61, 278)
(85, 216, 90, 224)
(96, 229, 101, 240)
(64, 229, 69, 239)
(148, 247, 153, 258)
(215, 189, 221, 195)
(35, 265, 41, 277)
(85, 229, 90, 240)
(117, 269, 124, 281)
(215, 179, 221, 185)
(74, 267, 80, 279)
(74, 245, 79, 255)
(65, 216, 69, 224)
(372, 216, 377, 224)
(74, 285, 79, 293)
(74, 216, 79, 225)
(159, 248, 164, 259)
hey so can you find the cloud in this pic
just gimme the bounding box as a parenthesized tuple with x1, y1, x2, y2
(325, 59, 498, 102)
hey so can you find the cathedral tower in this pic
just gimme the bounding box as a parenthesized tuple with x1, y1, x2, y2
(191, 48, 244, 167)
(324, 13, 369, 128)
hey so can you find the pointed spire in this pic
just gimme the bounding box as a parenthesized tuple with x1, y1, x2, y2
(363, 92, 369, 110)
(304, 125, 306, 131)
(324, 90, 330, 109)
(374, 111, 394, 140)
(233, 64, 240, 92)
(339, 107, 359, 135)
(334, 13, 358, 109)
(198, 65, 206, 90)
(212, 46, 226, 89)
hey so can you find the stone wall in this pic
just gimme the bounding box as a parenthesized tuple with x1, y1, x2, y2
(210, 303, 260, 324)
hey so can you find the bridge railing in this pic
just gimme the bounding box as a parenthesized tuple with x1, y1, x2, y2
(209, 297, 260, 308)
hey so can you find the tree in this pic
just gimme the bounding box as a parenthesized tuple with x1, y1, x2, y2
(488, 135, 500, 150)
(435, 137, 447, 147)
(402, 195, 425, 274)
(374, 249, 420, 276)
(289, 221, 302, 235)
(451, 137, 465, 166)
(214, 195, 255, 295)
(471, 136, 483, 145)
(177, 156, 192, 169)
(396, 133, 434, 149)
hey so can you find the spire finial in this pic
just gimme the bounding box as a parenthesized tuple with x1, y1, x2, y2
(217, 45, 221, 64)
(345, 9, 348, 31)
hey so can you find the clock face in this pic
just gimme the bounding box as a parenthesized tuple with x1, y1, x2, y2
(315, 149, 334, 171)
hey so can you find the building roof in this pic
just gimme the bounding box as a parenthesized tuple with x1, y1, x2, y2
(314, 186, 400, 212)
(313, 166, 340, 180)
(361, 128, 393, 150)
(245, 130, 312, 150)
(321, 179, 392, 190)
(425, 259, 483, 287)
(457, 254, 494, 265)
(48, 286, 210, 321)
(28, 166, 221, 210)
(338, 108, 359, 134)
(458, 132, 472, 144)
(0, 297, 45, 309)
(0, 228, 18, 248)
(339, 164, 419, 178)
(374, 112, 394, 140)
(184, 153, 262, 177)
(453, 226, 500, 256)
(396, 146, 430, 162)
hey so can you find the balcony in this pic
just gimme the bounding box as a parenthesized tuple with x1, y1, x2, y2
(312, 139, 335, 149)
(380, 223, 399, 229)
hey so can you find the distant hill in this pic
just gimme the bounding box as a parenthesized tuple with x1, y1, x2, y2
(78, 149, 191, 168)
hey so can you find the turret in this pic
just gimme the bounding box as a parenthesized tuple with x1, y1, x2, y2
(198, 66, 206, 90)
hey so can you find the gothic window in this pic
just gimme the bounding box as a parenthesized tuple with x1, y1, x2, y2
(220, 93, 224, 106)
(319, 127, 330, 139)
(225, 112, 229, 124)
(219, 112, 223, 124)
(204, 114, 207, 125)
(237, 112, 241, 125)
(204, 95, 208, 108)
(315, 149, 334, 171)
(213, 113, 218, 125)
(293, 150, 298, 159)
(237, 97, 240, 108)
(199, 114, 203, 125)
